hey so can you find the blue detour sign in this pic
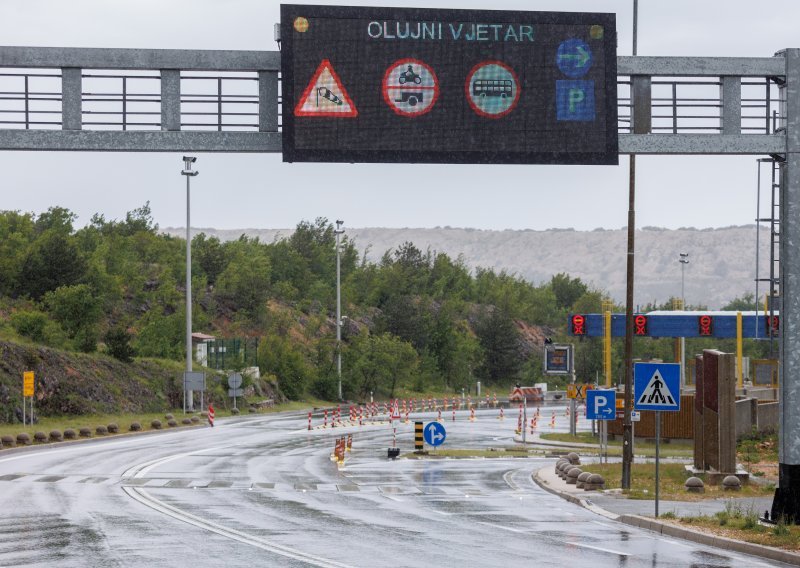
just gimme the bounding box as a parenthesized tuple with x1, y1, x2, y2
(586, 389, 616, 420)
(634, 363, 681, 412)
(423, 421, 447, 447)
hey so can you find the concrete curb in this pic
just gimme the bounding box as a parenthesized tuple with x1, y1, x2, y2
(532, 468, 800, 566)
(619, 514, 800, 567)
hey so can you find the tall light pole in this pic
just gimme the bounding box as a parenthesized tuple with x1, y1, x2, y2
(335, 220, 344, 401)
(679, 253, 690, 387)
(182, 156, 198, 411)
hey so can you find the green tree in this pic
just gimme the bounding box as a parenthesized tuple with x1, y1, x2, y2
(215, 237, 271, 315)
(345, 332, 419, 399)
(550, 273, 589, 310)
(474, 307, 522, 384)
(104, 326, 135, 362)
(43, 284, 102, 352)
(19, 231, 87, 299)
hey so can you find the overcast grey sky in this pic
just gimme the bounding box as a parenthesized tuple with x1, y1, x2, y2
(0, 0, 796, 231)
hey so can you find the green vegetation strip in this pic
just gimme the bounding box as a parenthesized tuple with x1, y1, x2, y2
(587, 463, 774, 501)
(538, 432, 694, 458)
(663, 501, 800, 552)
(405, 447, 543, 459)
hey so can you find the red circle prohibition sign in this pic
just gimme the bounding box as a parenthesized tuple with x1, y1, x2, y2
(465, 60, 521, 119)
(382, 58, 439, 117)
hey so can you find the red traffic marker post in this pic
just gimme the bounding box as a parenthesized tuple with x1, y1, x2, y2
(208, 404, 215, 427)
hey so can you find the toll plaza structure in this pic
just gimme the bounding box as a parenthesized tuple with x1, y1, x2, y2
(2, 5, 800, 523)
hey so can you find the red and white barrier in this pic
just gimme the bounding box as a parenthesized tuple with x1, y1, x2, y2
(308, 411, 312, 431)
(208, 404, 215, 427)
(498, 407, 504, 420)
(324, 409, 328, 429)
(470, 407, 476, 422)
(550, 412, 556, 428)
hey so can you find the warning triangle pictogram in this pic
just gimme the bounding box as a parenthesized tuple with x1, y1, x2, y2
(637, 369, 677, 407)
(294, 59, 358, 117)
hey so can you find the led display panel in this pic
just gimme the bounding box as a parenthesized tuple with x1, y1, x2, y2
(281, 5, 618, 164)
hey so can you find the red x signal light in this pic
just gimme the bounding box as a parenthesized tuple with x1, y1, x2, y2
(634, 314, 648, 336)
(571, 314, 586, 335)
(698, 315, 713, 336)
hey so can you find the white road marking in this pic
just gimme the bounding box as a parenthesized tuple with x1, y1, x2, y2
(564, 541, 631, 556)
(124, 486, 354, 568)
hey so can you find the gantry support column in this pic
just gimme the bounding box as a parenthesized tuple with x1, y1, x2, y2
(773, 48, 800, 523)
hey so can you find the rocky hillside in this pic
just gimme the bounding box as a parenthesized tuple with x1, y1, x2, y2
(165, 225, 769, 309)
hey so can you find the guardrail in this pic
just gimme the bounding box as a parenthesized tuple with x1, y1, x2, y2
(0, 46, 789, 154)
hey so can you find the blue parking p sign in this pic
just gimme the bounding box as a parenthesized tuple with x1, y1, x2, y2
(586, 389, 616, 420)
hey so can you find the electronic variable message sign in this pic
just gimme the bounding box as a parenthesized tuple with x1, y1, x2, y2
(281, 5, 618, 165)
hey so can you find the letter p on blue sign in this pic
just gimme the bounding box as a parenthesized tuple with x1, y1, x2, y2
(556, 80, 595, 121)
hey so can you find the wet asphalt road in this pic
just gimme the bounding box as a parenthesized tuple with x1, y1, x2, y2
(0, 406, 789, 567)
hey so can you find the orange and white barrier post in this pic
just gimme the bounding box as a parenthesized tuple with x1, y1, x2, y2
(324, 409, 328, 429)
(550, 412, 556, 428)
(208, 404, 215, 427)
(530, 417, 537, 434)
(470, 407, 476, 422)
(452, 407, 456, 422)
(493, 393, 497, 407)
(516, 404, 523, 434)
(308, 412, 312, 431)
(498, 407, 504, 420)
(346, 434, 352, 452)
(438, 409, 442, 422)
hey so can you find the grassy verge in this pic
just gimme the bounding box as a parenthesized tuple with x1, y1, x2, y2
(665, 503, 800, 551)
(585, 462, 775, 501)
(0, 399, 327, 446)
(539, 432, 694, 458)
(404, 447, 543, 459)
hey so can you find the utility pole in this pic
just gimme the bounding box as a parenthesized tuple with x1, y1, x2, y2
(335, 220, 344, 401)
(621, 0, 639, 491)
(181, 156, 198, 412)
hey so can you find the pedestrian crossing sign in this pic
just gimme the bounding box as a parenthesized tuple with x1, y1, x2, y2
(634, 363, 681, 412)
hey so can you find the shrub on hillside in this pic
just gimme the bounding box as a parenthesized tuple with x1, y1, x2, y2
(95, 425, 108, 435)
(79, 427, 92, 438)
(1, 435, 16, 447)
(129, 422, 142, 431)
(104, 327, 135, 363)
(167, 419, 177, 427)
(63, 428, 76, 440)
(48, 430, 63, 442)
(16, 433, 31, 445)
(33, 431, 47, 442)
(107, 423, 119, 434)
(150, 419, 162, 430)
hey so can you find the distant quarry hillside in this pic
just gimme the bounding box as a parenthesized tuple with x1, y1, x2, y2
(163, 225, 770, 310)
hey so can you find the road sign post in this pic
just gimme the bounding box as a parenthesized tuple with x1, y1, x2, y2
(22, 371, 34, 426)
(423, 421, 447, 450)
(634, 362, 681, 518)
(587, 389, 616, 463)
(228, 373, 243, 410)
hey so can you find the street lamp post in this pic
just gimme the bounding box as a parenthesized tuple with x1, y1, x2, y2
(335, 220, 345, 401)
(182, 156, 198, 412)
(679, 253, 690, 387)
